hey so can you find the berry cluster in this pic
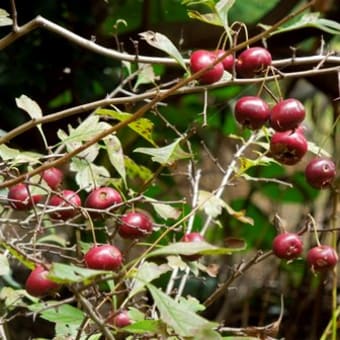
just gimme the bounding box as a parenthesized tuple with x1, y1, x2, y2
(6, 167, 156, 298)
(190, 46, 271, 84)
(272, 232, 338, 273)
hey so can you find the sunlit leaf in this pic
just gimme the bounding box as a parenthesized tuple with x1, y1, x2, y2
(139, 31, 188, 72)
(0, 241, 35, 269)
(124, 320, 163, 334)
(0, 9, 12, 26)
(124, 156, 153, 181)
(96, 109, 157, 147)
(134, 138, 191, 165)
(178, 295, 205, 313)
(104, 134, 126, 185)
(133, 64, 158, 90)
(0, 144, 42, 166)
(0, 287, 37, 309)
(147, 240, 245, 258)
(215, 0, 235, 31)
(16, 94, 42, 120)
(48, 263, 109, 285)
(147, 283, 219, 337)
(0, 254, 11, 276)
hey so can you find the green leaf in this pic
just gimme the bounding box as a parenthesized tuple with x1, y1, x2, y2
(0, 144, 42, 166)
(134, 138, 191, 165)
(48, 263, 109, 285)
(178, 295, 205, 313)
(70, 157, 110, 191)
(36, 235, 68, 247)
(139, 31, 188, 72)
(222, 337, 260, 340)
(129, 261, 171, 299)
(104, 135, 126, 185)
(0, 287, 37, 309)
(147, 240, 245, 258)
(215, 0, 235, 31)
(0, 241, 35, 269)
(16, 94, 42, 120)
(124, 320, 163, 334)
(96, 109, 157, 147)
(144, 196, 181, 220)
(0, 9, 13, 26)
(0, 254, 10, 276)
(124, 156, 153, 181)
(187, 10, 222, 27)
(133, 64, 158, 90)
(146, 283, 218, 337)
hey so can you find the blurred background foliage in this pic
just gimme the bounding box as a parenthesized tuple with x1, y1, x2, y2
(0, 1, 339, 339)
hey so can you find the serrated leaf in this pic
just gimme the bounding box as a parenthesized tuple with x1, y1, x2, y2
(95, 109, 157, 147)
(48, 263, 109, 285)
(133, 64, 158, 90)
(147, 240, 245, 258)
(139, 31, 188, 72)
(134, 138, 191, 165)
(124, 319, 163, 334)
(104, 135, 126, 185)
(70, 157, 110, 191)
(0, 254, 10, 276)
(129, 261, 171, 299)
(16, 94, 42, 120)
(0, 9, 12, 26)
(147, 283, 218, 337)
(125, 156, 153, 181)
(178, 296, 205, 313)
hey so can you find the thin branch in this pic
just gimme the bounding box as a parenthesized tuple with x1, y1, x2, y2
(10, 0, 18, 32)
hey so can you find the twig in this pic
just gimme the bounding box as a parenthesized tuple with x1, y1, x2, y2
(9, 0, 18, 32)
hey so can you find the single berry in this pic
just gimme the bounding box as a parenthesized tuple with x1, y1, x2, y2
(270, 98, 306, 132)
(111, 310, 132, 328)
(307, 245, 338, 272)
(214, 50, 234, 72)
(272, 232, 303, 260)
(190, 50, 224, 84)
(236, 47, 272, 78)
(85, 187, 122, 214)
(270, 129, 308, 165)
(84, 244, 123, 271)
(42, 167, 64, 190)
(182, 232, 205, 261)
(8, 183, 42, 210)
(49, 189, 81, 220)
(305, 157, 336, 189)
(118, 211, 153, 239)
(234, 96, 270, 129)
(25, 265, 60, 297)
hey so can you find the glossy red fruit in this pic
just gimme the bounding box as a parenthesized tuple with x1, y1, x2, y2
(42, 167, 64, 190)
(270, 98, 306, 132)
(182, 232, 204, 261)
(8, 183, 42, 210)
(49, 189, 81, 220)
(305, 157, 336, 189)
(25, 265, 60, 297)
(118, 211, 153, 239)
(85, 187, 122, 213)
(234, 96, 270, 129)
(215, 50, 234, 72)
(85, 244, 123, 271)
(236, 47, 272, 77)
(112, 310, 132, 328)
(307, 245, 338, 272)
(272, 232, 303, 260)
(270, 129, 308, 165)
(190, 50, 224, 84)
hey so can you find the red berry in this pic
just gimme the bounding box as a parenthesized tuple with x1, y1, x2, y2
(272, 232, 303, 260)
(42, 167, 64, 190)
(270, 129, 308, 165)
(84, 244, 123, 271)
(49, 189, 81, 220)
(8, 183, 42, 210)
(234, 96, 270, 129)
(305, 157, 336, 189)
(112, 310, 132, 328)
(270, 98, 306, 132)
(118, 211, 153, 239)
(25, 265, 60, 297)
(190, 50, 224, 84)
(236, 47, 272, 78)
(214, 50, 234, 72)
(85, 187, 122, 213)
(307, 245, 338, 272)
(182, 232, 204, 261)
